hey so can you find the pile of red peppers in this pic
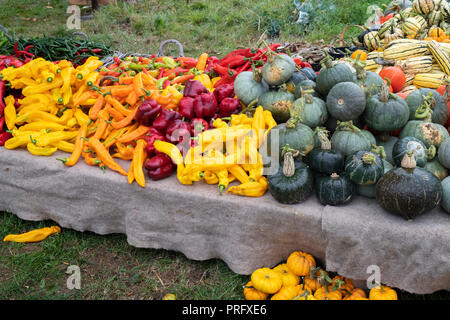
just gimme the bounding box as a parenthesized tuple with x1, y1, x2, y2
(0, 42, 33, 145)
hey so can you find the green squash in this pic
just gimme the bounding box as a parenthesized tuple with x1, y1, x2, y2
(299, 67, 317, 81)
(259, 89, 295, 124)
(326, 82, 366, 121)
(353, 58, 385, 97)
(286, 71, 308, 94)
(234, 70, 269, 106)
(262, 53, 296, 87)
(405, 88, 449, 125)
(392, 136, 429, 168)
(440, 176, 450, 214)
(315, 54, 355, 97)
(400, 96, 449, 148)
(363, 82, 410, 132)
(330, 121, 373, 157)
(424, 158, 449, 181)
(315, 173, 355, 206)
(438, 137, 450, 169)
(293, 93, 328, 129)
(306, 130, 345, 175)
(266, 103, 315, 162)
(294, 80, 318, 99)
(344, 151, 384, 185)
(268, 152, 314, 204)
(357, 160, 393, 198)
(376, 134, 398, 165)
(376, 152, 443, 220)
(325, 116, 364, 133)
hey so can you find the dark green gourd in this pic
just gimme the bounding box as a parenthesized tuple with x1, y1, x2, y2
(330, 121, 373, 157)
(392, 136, 430, 168)
(315, 52, 355, 96)
(315, 173, 355, 206)
(326, 82, 366, 121)
(293, 89, 328, 129)
(306, 129, 345, 175)
(376, 152, 442, 220)
(268, 149, 314, 204)
(259, 89, 295, 124)
(344, 150, 384, 185)
(405, 88, 448, 125)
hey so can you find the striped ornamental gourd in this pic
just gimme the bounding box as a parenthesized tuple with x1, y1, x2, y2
(428, 40, 450, 75)
(397, 55, 433, 74)
(413, 72, 448, 88)
(412, 0, 436, 15)
(383, 39, 430, 60)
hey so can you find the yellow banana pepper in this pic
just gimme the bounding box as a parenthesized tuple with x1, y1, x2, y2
(4, 95, 16, 130)
(35, 131, 78, 147)
(27, 143, 58, 156)
(54, 140, 75, 153)
(18, 121, 67, 132)
(21, 79, 63, 96)
(226, 177, 268, 197)
(3, 226, 61, 243)
(74, 108, 90, 126)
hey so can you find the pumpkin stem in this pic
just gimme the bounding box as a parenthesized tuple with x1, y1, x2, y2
(317, 130, 332, 150)
(287, 97, 303, 128)
(371, 144, 387, 160)
(428, 144, 437, 161)
(300, 87, 315, 104)
(336, 120, 361, 133)
(401, 151, 417, 170)
(362, 152, 377, 165)
(379, 79, 390, 102)
(282, 151, 296, 178)
(320, 50, 334, 69)
(415, 92, 434, 121)
(330, 172, 340, 179)
(240, 98, 258, 115)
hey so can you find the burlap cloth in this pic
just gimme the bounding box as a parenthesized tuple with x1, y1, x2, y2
(0, 149, 449, 294)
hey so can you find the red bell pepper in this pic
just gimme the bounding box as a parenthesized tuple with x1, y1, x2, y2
(145, 154, 174, 180)
(193, 92, 218, 118)
(144, 128, 165, 155)
(165, 119, 191, 144)
(190, 118, 210, 136)
(135, 99, 162, 126)
(213, 83, 234, 103)
(219, 97, 240, 117)
(183, 79, 208, 98)
(0, 131, 11, 146)
(178, 96, 195, 120)
(152, 109, 182, 133)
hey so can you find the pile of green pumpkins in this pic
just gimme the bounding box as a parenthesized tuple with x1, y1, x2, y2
(234, 49, 450, 221)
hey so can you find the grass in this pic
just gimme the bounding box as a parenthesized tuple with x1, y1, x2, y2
(0, 0, 394, 58)
(0, 0, 449, 300)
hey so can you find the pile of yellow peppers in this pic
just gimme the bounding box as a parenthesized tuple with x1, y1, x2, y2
(1, 57, 102, 156)
(154, 106, 277, 197)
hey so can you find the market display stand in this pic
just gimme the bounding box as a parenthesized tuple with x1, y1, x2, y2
(0, 149, 449, 294)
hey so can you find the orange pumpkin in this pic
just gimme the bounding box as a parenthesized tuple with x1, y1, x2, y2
(286, 251, 316, 276)
(314, 286, 343, 300)
(369, 285, 398, 300)
(273, 263, 300, 287)
(343, 288, 367, 300)
(352, 50, 368, 61)
(243, 281, 269, 300)
(379, 67, 406, 92)
(271, 285, 301, 300)
(428, 27, 447, 42)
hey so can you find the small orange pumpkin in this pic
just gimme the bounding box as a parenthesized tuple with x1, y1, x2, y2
(314, 286, 343, 300)
(243, 281, 269, 300)
(273, 263, 300, 287)
(343, 288, 367, 300)
(352, 50, 368, 61)
(369, 285, 398, 300)
(286, 251, 316, 276)
(428, 27, 447, 42)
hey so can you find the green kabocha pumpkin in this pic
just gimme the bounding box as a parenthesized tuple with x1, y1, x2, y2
(326, 82, 366, 121)
(330, 121, 373, 157)
(400, 94, 449, 148)
(405, 89, 448, 125)
(376, 134, 399, 165)
(293, 91, 328, 129)
(259, 89, 295, 124)
(234, 70, 269, 106)
(392, 136, 430, 168)
(440, 176, 450, 214)
(268, 149, 314, 204)
(357, 149, 394, 198)
(315, 172, 355, 206)
(376, 152, 442, 220)
(286, 71, 308, 93)
(353, 56, 385, 97)
(315, 53, 355, 97)
(345, 151, 384, 185)
(299, 67, 317, 81)
(306, 130, 345, 175)
(325, 116, 364, 133)
(262, 53, 296, 87)
(266, 103, 315, 162)
(364, 82, 410, 132)
(294, 80, 319, 99)
(438, 137, 450, 169)
(424, 158, 449, 180)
